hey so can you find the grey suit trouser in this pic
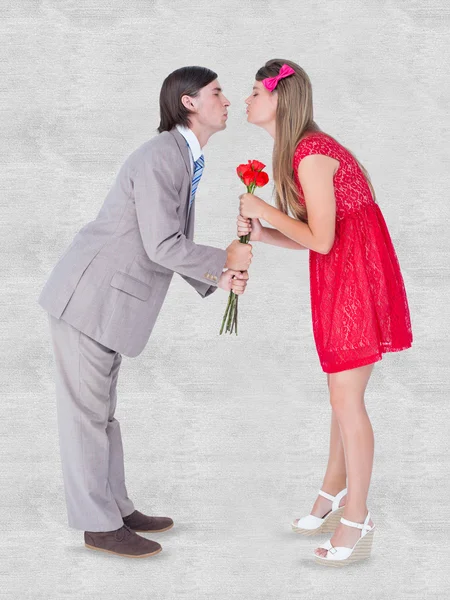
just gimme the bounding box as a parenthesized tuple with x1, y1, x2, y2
(47, 313, 135, 531)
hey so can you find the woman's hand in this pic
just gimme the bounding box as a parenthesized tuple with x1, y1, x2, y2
(237, 215, 264, 242)
(239, 192, 266, 219)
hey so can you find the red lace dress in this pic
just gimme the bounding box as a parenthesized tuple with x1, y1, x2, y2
(293, 132, 413, 373)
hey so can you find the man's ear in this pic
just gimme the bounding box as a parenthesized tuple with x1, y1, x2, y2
(181, 94, 196, 110)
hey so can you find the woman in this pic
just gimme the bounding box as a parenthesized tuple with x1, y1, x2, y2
(237, 59, 413, 566)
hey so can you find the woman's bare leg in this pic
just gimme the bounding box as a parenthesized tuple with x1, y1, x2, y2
(294, 376, 347, 526)
(309, 374, 347, 517)
(314, 363, 375, 557)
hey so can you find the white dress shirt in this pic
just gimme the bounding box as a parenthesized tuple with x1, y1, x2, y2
(175, 124, 203, 174)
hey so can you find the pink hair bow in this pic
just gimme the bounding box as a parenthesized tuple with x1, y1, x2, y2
(262, 64, 295, 92)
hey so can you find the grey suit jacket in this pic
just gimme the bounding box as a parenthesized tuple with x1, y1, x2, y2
(37, 127, 228, 357)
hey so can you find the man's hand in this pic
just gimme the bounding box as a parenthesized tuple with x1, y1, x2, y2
(218, 270, 249, 295)
(225, 239, 253, 271)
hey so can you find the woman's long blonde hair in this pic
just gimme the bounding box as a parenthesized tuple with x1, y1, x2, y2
(255, 59, 376, 223)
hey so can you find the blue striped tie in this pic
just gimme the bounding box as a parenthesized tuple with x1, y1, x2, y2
(190, 154, 205, 206)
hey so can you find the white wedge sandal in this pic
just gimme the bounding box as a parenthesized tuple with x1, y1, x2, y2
(314, 511, 375, 566)
(291, 487, 347, 536)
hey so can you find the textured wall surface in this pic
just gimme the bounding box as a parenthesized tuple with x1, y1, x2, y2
(1, 1, 449, 598)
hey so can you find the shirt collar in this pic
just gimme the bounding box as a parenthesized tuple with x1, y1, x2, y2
(175, 124, 203, 162)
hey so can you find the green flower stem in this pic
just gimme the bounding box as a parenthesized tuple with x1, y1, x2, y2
(229, 298, 236, 334)
(222, 294, 232, 334)
(226, 292, 236, 332)
(231, 295, 238, 335)
(219, 181, 257, 335)
(219, 291, 233, 335)
(230, 312, 235, 335)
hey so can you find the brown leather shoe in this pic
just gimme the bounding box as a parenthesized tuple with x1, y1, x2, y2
(122, 509, 174, 532)
(84, 524, 162, 558)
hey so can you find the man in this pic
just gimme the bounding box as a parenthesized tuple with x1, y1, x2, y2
(38, 66, 252, 558)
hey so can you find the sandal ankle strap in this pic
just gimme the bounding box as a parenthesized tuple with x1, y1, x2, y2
(340, 511, 372, 534)
(318, 487, 347, 512)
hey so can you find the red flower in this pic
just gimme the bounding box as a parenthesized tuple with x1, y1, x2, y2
(248, 160, 265, 171)
(236, 159, 269, 190)
(255, 171, 269, 187)
(236, 163, 252, 179)
(242, 170, 257, 187)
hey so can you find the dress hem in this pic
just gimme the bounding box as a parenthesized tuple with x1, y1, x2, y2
(319, 341, 412, 374)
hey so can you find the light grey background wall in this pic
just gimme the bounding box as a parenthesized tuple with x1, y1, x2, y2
(1, 1, 448, 598)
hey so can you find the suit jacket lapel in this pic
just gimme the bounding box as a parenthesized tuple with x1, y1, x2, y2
(169, 128, 191, 178)
(169, 127, 194, 231)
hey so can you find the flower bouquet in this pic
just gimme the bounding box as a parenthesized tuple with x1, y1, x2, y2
(219, 160, 269, 335)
